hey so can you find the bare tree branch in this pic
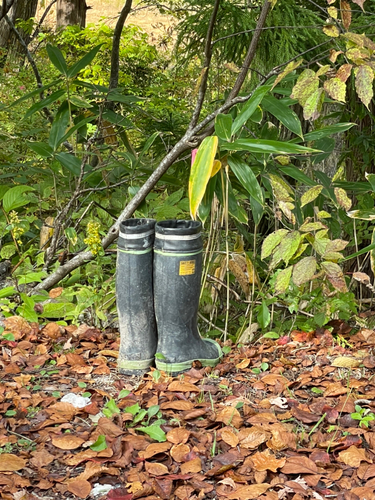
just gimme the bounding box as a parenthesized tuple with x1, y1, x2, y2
(109, 0, 133, 92)
(30, 0, 58, 43)
(188, 0, 221, 130)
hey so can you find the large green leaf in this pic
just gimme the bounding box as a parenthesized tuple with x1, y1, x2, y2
(228, 155, 263, 206)
(107, 91, 145, 104)
(102, 109, 133, 128)
(198, 175, 217, 224)
(262, 95, 303, 138)
(278, 166, 317, 187)
(46, 44, 68, 76)
(222, 139, 318, 155)
(215, 113, 233, 141)
(2, 185, 35, 212)
(27, 142, 54, 158)
(59, 115, 97, 147)
(189, 136, 218, 220)
(49, 101, 70, 151)
(55, 152, 81, 176)
(67, 44, 103, 78)
(24, 89, 66, 119)
(9, 79, 63, 108)
(231, 85, 272, 135)
(293, 123, 355, 143)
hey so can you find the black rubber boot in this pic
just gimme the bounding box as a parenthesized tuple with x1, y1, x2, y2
(117, 218, 157, 375)
(154, 220, 222, 374)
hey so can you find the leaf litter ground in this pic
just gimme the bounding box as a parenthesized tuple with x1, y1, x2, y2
(1, 317, 375, 500)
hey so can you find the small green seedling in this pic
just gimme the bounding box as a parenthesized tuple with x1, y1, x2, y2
(351, 405, 375, 428)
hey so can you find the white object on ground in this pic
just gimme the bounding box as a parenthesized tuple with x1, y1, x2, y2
(61, 393, 91, 408)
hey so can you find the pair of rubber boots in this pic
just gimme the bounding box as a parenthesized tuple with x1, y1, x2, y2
(116, 219, 222, 375)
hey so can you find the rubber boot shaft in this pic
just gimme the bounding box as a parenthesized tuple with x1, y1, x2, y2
(154, 220, 222, 374)
(117, 218, 157, 375)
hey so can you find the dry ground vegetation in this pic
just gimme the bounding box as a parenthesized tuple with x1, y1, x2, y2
(1, 315, 375, 499)
(36, 0, 175, 43)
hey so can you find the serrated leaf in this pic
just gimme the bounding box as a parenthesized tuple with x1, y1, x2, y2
(324, 78, 346, 102)
(0, 244, 16, 259)
(327, 6, 338, 18)
(299, 221, 327, 232)
(334, 187, 352, 210)
(261, 229, 289, 260)
(269, 174, 293, 202)
(2, 185, 35, 212)
(317, 210, 331, 219)
(355, 65, 374, 109)
(322, 252, 344, 261)
(331, 357, 361, 368)
(340, 1, 351, 29)
(272, 59, 303, 90)
(292, 256, 317, 286)
(274, 266, 293, 294)
(291, 70, 319, 107)
(271, 231, 301, 267)
(303, 88, 325, 121)
(336, 64, 353, 83)
(300, 185, 323, 207)
(323, 25, 340, 38)
(321, 261, 348, 292)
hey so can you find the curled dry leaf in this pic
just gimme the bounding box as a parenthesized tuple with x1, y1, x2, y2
(49, 287, 63, 298)
(180, 457, 202, 474)
(145, 461, 169, 476)
(281, 456, 318, 474)
(237, 426, 271, 449)
(139, 442, 172, 459)
(170, 443, 190, 462)
(221, 427, 239, 448)
(168, 380, 201, 392)
(166, 428, 190, 444)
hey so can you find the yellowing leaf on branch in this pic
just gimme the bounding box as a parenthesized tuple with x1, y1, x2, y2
(323, 24, 340, 38)
(292, 257, 317, 287)
(324, 78, 346, 102)
(272, 59, 303, 90)
(327, 6, 338, 18)
(321, 261, 348, 292)
(291, 69, 319, 107)
(334, 187, 352, 210)
(261, 229, 289, 260)
(355, 64, 374, 109)
(336, 64, 353, 83)
(301, 185, 324, 207)
(340, 1, 351, 29)
(303, 88, 325, 121)
(274, 266, 293, 294)
(329, 49, 343, 63)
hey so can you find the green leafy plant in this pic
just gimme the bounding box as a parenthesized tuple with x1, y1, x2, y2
(351, 405, 375, 428)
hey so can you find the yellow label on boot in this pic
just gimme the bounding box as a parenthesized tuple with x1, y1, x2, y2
(179, 260, 196, 276)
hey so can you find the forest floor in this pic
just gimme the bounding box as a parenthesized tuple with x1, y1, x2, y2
(0, 316, 375, 499)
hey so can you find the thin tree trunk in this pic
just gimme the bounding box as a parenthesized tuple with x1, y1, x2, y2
(0, 0, 38, 56)
(56, 0, 87, 29)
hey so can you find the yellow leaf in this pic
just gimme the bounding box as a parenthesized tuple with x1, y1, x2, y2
(327, 6, 338, 18)
(189, 136, 218, 220)
(323, 24, 340, 38)
(331, 356, 362, 368)
(211, 159, 221, 178)
(40, 216, 54, 250)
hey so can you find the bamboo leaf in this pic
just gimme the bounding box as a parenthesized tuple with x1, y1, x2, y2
(231, 85, 272, 135)
(262, 95, 303, 138)
(67, 45, 103, 78)
(189, 136, 218, 220)
(46, 44, 68, 75)
(228, 156, 263, 206)
(222, 139, 318, 155)
(215, 114, 232, 141)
